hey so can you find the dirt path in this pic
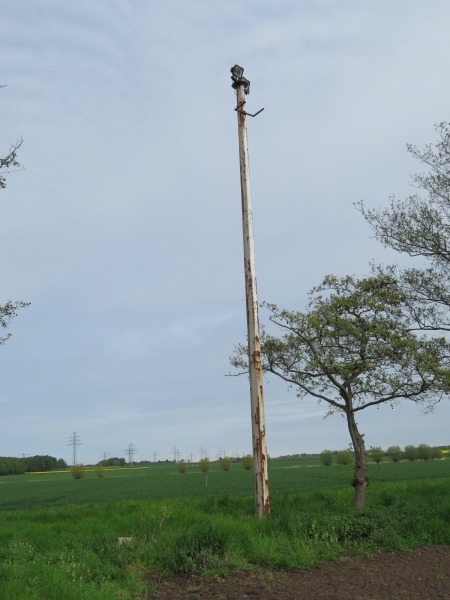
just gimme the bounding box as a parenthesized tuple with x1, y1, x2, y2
(147, 545, 450, 599)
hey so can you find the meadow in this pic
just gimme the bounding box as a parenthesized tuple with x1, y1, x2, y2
(0, 458, 449, 599)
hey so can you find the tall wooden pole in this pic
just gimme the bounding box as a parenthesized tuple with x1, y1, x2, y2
(232, 65, 270, 517)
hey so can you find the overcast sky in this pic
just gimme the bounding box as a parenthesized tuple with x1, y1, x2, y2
(1, 0, 450, 465)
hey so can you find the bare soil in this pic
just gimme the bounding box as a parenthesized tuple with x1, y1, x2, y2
(147, 545, 450, 599)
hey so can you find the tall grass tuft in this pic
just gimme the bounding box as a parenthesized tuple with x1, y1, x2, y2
(159, 522, 229, 573)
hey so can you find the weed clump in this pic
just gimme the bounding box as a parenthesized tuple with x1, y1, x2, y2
(160, 523, 228, 573)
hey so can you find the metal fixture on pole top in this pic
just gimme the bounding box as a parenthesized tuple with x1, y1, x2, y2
(231, 64, 270, 517)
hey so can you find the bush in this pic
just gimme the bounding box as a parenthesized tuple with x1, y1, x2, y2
(71, 465, 85, 479)
(370, 447, 384, 464)
(386, 445, 402, 462)
(95, 466, 105, 478)
(403, 445, 418, 461)
(320, 450, 334, 466)
(241, 455, 253, 470)
(219, 457, 232, 472)
(336, 451, 353, 466)
(307, 514, 379, 544)
(199, 458, 210, 473)
(178, 461, 187, 474)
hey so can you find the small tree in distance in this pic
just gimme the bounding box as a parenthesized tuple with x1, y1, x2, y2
(417, 443, 432, 461)
(220, 457, 232, 472)
(386, 446, 402, 462)
(320, 450, 334, 466)
(199, 458, 210, 473)
(242, 455, 253, 470)
(71, 465, 85, 479)
(369, 447, 384, 464)
(336, 451, 353, 466)
(178, 460, 187, 474)
(403, 445, 418, 461)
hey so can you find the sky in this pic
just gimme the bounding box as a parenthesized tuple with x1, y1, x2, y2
(1, 0, 450, 465)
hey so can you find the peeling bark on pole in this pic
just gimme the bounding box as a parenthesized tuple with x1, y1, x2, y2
(234, 80, 270, 517)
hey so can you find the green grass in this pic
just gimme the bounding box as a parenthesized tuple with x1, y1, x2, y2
(0, 459, 449, 598)
(2, 458, 449, 510)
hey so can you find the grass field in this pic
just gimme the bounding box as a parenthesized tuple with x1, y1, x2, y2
(0, 458, 449, 599)
(1, 458, 449, 510)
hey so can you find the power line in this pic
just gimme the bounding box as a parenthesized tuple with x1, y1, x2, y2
(124, 442, 136, 465)
(67, 432, 82, 466)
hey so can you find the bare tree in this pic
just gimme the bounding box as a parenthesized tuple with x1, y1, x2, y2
(0, 137, 23, 189)
(359, 122, 450, 331)
(1, 131, 28, 339)
(0, 301, 29, 346)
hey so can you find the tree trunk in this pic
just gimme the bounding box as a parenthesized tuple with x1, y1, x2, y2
(346, 409, 368, 508)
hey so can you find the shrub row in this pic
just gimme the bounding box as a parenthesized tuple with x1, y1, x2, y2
(320, 444, 446, 466)
(177, 455, 254, 474)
